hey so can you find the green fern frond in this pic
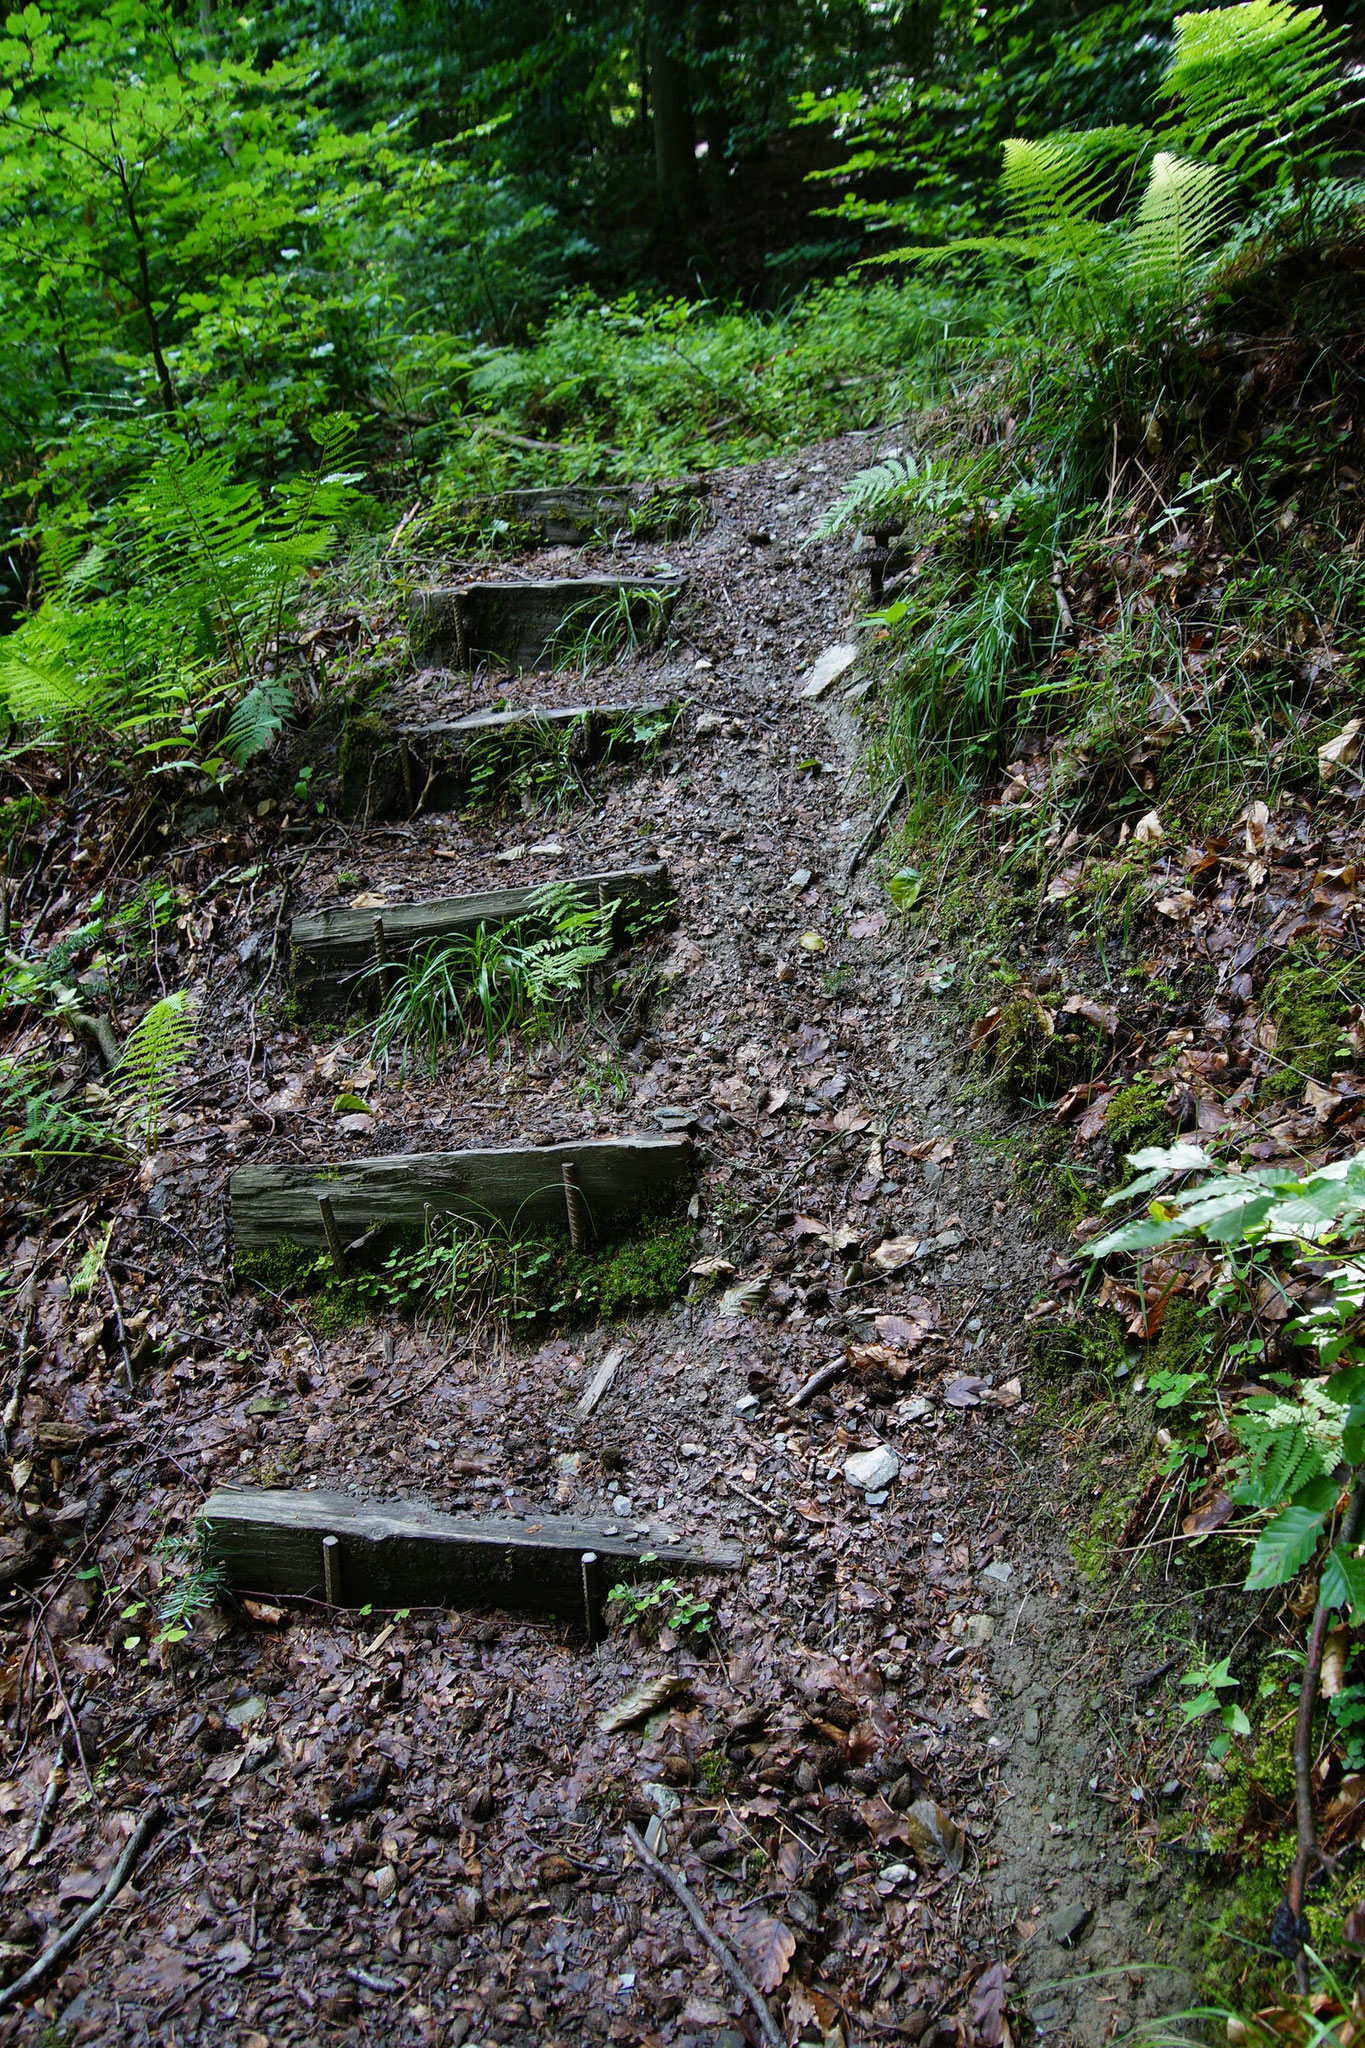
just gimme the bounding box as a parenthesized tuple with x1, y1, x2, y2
(224, 678, 294, 765)
(1166, 0, 1355, 184)
(118, 991, 197, 1147)
(815, 455, 922, 538)
(0, 642, 111, 728)
(70, 1221, 114, 1299)
(1001, 126, 1148, 234)
(1131, 151, 1231, 299)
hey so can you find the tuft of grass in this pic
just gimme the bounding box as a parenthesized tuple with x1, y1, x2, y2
(546, 585, 674, 674)
(368, 883, 616, 1069)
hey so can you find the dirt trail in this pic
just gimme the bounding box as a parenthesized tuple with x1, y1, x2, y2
(5, 440, 1191, 2046)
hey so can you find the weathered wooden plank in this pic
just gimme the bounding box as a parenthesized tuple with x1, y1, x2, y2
(487, 479, 707, 547)
(408, 576, 682, 671)
(339, 701, 679, 820)
(497, 485, 636, 545)
(200, 1486, 740, 1622)
(230, 1133, 693, 1254)
(289, 863, 672, 1017)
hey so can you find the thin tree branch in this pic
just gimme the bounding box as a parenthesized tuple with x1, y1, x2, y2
(623, 1823, 783, 2048)
(0, 1800, 165, 2012)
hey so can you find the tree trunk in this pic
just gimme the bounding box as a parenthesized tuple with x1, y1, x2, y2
(646, 0, 697, 233)
(691, 0, 731, 213)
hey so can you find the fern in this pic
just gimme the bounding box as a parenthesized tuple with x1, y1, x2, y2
(118, 991, 196, 1147)
(1130, 150, 1230, 299)
(1165, 0, 1355, 187)
(70, 1222, 114, 1300)
(0, 417, 362, 775)
(1232, 1412, 1332, 1508)
(224, 678, 294, 766)
(1000, 126, 1147, 241)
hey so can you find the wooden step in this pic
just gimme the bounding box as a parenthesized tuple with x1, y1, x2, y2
(486, 479, 707, 547)
(200, 1485, 740, 1628)
(340, 700, 679, 820)
(408, 576, 682, 671)
(290, 863, 673, 1018)
(230, 1133, 693, 1256)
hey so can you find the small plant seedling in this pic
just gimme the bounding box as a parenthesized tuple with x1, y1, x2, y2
(1179, 1655, 1251, 1759)
(607, 1572, 714, 1638)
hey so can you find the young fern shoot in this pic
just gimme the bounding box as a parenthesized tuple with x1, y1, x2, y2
(118, 991, 197, 1148)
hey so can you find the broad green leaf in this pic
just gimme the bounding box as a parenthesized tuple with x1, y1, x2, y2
(1290, 1475, 1339, 1515)
(887, 869, 923, 912)
(1320, 1543, 1365, 1617)
(1246, 1503, 1329, 1590)
(1084, 1215, 1188, 1259)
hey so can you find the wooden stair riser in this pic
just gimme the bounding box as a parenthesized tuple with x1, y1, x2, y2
(338, 701, 677, 820)
(230, 1135, 694, 1257)
(289, 864, 673, 1018)
(408, 577, 681, 672)
(200, 1486, 740, 1624)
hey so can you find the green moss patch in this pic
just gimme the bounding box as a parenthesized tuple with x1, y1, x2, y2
(1261, 944, 1359, 1098)
(237, 1220, 697, 1332)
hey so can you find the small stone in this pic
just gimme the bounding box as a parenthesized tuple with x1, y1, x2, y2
(610, 1495, 633, 1517)
(1047, 1901, 1092, 1948)
(371, 1862, 397, 1904)
(786, 867, 813, 893)
(225, 1695, 267, 1731)
(644, 1815, 666, 1855)
(982, 1559, 1013, 1586)
(1160, 1778, 1182, 1801)
(641, 1782, 682, 1818)
(865, 1488, 890, 1507)
(964, 1614, 995, 1646)
(695, 710, 724, 735)
(734, 1395, 760, 1415)
(1022, 1707, 1040, 1746)
(843, 1445, 899, 1492)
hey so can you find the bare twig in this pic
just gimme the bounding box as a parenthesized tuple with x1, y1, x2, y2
(723, 1476, 785, 1524)
(104, 1268, 135, 1393)
(27, 1758, 65, 1855)
(3, 1233, 45, 1457)
(623, 1823, 783, 2048)
(42, 1625, 98, 1807)
(0, 1799, 165, 2012)
(788, 1358, 845, 1410)
(846, 777, 907, 880)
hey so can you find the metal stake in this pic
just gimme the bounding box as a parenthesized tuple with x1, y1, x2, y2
(372, 915, 396, 1002)
(581, 1551, 602, 1646)
(317, 1194, 347, 1279)
(562, 1161, 589, 1252)
(398, 735, 416, 812)
(323, 1534, 341, 1608)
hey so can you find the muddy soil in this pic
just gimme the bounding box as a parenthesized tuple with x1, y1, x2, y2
(0, 439, 1193, 2046)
